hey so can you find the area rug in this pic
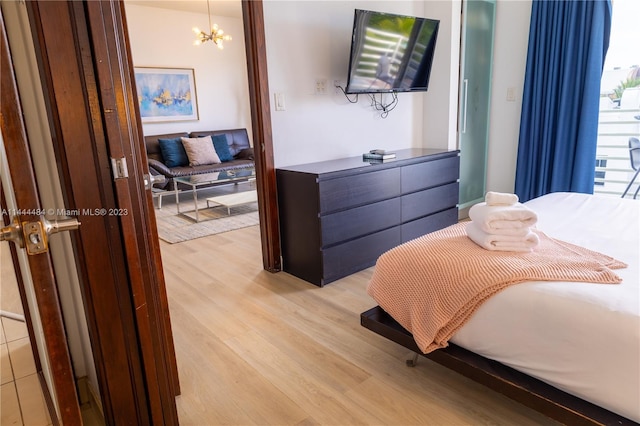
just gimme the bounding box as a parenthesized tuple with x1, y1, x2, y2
(155, 202, 259, 244)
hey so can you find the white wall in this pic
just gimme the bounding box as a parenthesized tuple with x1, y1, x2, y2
(485, 0, 531, 194)
(262, 0, 531, 185)
(126, 0, 532, 190)
(264, 1, 437, 167)
(421, 0, 462, 151)
(124, 3, 252, 138)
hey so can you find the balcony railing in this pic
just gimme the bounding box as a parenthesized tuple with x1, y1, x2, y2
(594, 106, 640, 198)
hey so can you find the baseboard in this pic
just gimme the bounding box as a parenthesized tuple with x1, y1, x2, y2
(458, 205, 471, 221)
(77, 376, 104, 423)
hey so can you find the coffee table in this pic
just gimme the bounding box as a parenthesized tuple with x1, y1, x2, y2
(173, 168, 256, 222)
(206, 190, 258, 215)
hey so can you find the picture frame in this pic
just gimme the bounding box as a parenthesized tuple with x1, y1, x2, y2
(134, 67, 199, 123)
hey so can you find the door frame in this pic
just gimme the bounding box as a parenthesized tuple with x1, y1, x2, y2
(242, 0, 280, 273)
(11, 0, 278, 422)
(1, 10, 82, 423)
(22, 0, 180, 423)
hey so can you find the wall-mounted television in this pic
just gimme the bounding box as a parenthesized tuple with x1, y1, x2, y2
(345, 9, 439, 94)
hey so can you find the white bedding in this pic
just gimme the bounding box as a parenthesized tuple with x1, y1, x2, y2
(450, 192, 640, 422)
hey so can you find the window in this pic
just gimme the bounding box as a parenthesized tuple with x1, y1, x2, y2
(595, 0, 640, 197)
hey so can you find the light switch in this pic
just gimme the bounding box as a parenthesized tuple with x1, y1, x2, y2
(506, 87, 516, 102)
(275, 93, 286, 111)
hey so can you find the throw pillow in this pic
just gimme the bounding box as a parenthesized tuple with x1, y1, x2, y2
(181, 136, 221, 166)
(235, 147, 254, 160)
(211, 134, 234, 162)
(158, 137, 189, 168)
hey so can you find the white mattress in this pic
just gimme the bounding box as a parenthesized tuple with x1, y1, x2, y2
(450, 192, 640, 422)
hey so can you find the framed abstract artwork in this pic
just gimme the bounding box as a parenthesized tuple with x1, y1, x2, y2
(134, 67, 199, 122)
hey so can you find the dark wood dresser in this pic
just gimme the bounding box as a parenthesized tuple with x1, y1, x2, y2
(276, 148, 460, 286)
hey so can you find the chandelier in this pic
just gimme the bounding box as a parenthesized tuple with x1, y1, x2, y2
(193, 0, 232, 49)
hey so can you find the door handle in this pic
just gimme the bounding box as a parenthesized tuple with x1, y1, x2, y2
(0, 216, 80, 255)
(143, 173, 166, 190)
(462, 78, 469, 134)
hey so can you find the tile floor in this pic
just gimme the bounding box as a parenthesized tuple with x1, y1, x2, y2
(1, 240, 103, 425)
(0, 315, 52, 426)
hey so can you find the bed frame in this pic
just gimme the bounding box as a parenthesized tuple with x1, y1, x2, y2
(361, 305, 638, 426)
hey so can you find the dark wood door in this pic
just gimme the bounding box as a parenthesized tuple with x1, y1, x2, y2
(9, 1, 180, 423)
(1, 9, 82, 424)
(4, 0, 277, 423)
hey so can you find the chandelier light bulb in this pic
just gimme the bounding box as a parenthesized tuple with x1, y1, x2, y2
(192, 0, 232, 49)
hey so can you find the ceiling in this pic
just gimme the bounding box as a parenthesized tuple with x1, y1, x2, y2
(125, 0, 242, 19)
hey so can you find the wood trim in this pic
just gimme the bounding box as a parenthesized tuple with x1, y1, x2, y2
(117, 1, 181, 399)
(38, 372, 61, 426)
(242, 0, 282, 272)
(81, 1, 179, 422)
(24, 1, 151, 423)
(9, 0, 276, 422)
(0, 11, 82, 424)
(81, 0, 166, 421)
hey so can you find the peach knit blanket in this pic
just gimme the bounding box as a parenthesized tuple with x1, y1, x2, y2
(367, 222, 627, 354)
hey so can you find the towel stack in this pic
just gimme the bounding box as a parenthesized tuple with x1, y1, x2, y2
(466, 191, 539, 252)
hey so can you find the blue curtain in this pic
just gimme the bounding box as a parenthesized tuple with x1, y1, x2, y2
(515, 0, 611, 202)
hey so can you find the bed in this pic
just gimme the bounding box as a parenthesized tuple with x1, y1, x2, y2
(361, 192, 640, 425)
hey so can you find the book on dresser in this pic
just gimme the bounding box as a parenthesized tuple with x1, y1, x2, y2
(364, 158, 391, 164)
(363, 150, 396, 160)
(276, 148, 460, 287)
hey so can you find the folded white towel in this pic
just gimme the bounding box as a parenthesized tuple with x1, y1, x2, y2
(469, 202, 538, 234)
(466, 222, 539, 252)
(485, 191, 519, 206)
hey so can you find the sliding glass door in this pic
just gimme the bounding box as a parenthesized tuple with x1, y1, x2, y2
(458, 0, 496, 209)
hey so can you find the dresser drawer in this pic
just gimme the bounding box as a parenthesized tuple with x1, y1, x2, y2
(401, 207, 458, 242)
(401, 155, 459, 194)
(277, 149, 459, 286)
(401, 182, 459, 222)
(319, 168, 400, 213)
(322, 226, 401, 285)
(321, 197, 401, 246)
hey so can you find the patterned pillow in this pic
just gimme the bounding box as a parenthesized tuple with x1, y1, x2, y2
(158, 137, 189, 167)
(180, 136, 221, 166)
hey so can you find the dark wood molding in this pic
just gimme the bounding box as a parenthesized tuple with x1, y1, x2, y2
(82, 1, 180, 421)
(117, 0, 181, 399)
(242, 0, 282, 272)
(7, 0, 277, 422)
(1, 10, 82, 424)
(38, 372, 60, 426)
(27, 1, 157, 424)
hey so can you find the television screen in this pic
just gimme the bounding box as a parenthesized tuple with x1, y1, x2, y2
(345, 9, 439, 94)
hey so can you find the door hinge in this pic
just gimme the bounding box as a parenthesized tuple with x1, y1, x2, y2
(111, 157, 129, 180)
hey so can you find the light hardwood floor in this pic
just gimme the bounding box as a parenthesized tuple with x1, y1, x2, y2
(161, 225, 558, 425)
(1, 221, 558, 425)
